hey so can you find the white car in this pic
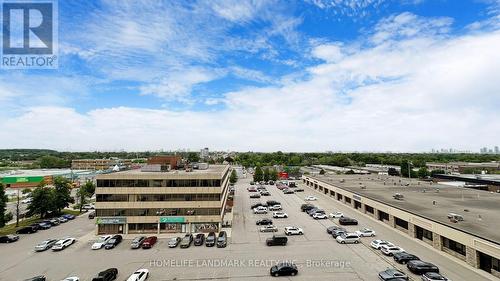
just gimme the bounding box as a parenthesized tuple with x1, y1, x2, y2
(329, 212, 344, 218)
(268, 204, 282, 211)
(370, 239, 394, 250)
(126, 269, 149, 281)
(52, 237, 76, 251)
(260, 225, 278, 232)
(336, 233, 360, 244)
(82, 203, 95, 210)
(21, 198, 32, 204)
(253, 206, 268, 214)
(272, 211, 288, 218)
(304, 196, 317, 201)
(312, 213, 328, 219)
(421, 272, 450, 281)
(91, 235, 113, 250)
(61, 277, 79, 281)
(284, 226, 303, 235)
(380, 245, 405, 256)
(355, 228, 376, 237)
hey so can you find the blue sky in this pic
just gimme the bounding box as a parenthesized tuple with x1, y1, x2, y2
(1, 0, 500, 152)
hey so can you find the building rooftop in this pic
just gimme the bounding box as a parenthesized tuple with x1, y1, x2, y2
(308, 174, 500, 244)
(0, 169, 90, 178)
(96, 164, 229, 179)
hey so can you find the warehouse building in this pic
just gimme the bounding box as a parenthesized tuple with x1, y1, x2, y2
(302, 174, 500, 278)
(95, 164, 231, 235)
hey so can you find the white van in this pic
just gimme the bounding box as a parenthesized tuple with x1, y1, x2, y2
(336, 233, 360, 244)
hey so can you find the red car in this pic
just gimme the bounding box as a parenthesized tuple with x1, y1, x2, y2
(141, 236, 157, 249)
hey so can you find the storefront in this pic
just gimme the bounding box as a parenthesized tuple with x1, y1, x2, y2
(96, 217, 127, 234)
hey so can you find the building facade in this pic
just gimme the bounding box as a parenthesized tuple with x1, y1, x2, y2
(95, 165, 231, 235)
(71, 158, 132, 170)
(426, 162, 500, 174)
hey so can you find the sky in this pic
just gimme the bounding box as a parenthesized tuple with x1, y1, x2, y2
(0, 0, 499, 152)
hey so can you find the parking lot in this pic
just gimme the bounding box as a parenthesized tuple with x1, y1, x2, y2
(0, 177, 494, 280)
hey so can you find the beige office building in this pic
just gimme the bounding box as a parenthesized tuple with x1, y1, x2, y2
(71, 158, 132, 170)
(95, 165, 231, 235)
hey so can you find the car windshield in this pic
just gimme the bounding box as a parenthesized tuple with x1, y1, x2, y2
(107, 239, 116, 243)
(96, 237, 107, 243)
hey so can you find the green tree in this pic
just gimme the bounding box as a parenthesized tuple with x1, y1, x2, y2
(229, 170, 238, 184)
(78, 181, 96, 213)
(21, 188, 31, 195)
(27, 186, 55, 218)
(418, 167, 429, 178)
(52, 177, 74, 214)
(37, 155, 70, 168)
(269, 168, 278, 181)
(263, 168, 270, 182)
(253, 166, 264, 182)
(187, 152, 200, 163)
(0, 183, 8, 227)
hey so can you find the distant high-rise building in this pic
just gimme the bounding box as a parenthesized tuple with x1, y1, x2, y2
(200, 147, 209, 159)
(495, 146, 499, 154)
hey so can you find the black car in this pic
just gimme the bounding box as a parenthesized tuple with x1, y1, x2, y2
(260, 191, 271, 196)
(326, 225, 343, 234)
(217, 231, 227, 248)
(16, 225, 38, 234)
(23, 276, 46, 281)
(37, 222, 52, 230)
(294, 188, 305, 192)
(88, 211, 96, 219)
(270, 262, 298, 277)
(91, 268, 118, 281)
(206, 232, 216, 247)
(378, 269, 408, 280)
(266, 200, 280, 206)
(300, 204, 315, 212)
(256, 218, 273, 225)
(407, 260, 439, 275)
(194, 233, 205, 246)
(393, 252, 420, 264)
(339, 217, 358, 225)
(309, 209, 325, 217)
(283, 189, 295, 194)
(104, 235, 122, 249)
(306, 207, 320, 215)
(251, 203, 266, 210)
(266, 235, 288, 246)
(0, 235, 19, 243)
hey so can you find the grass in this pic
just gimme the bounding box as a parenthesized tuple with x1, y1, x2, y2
(62, 209, 81, 216)
(0, 216, 40, 236)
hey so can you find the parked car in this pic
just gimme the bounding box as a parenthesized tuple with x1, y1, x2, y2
(194, 233, 205, 246)
(393, 252, 420, 264)
(378, 269, 409, 280)
(141, 236, 157, 249)
(355, 228, 376, 237)
(131, 236, 146, 249)
(266, 235, 288, 246)
(126, 269, 149, 281)
(58, 217, 68, 223)
(206, 232, 216, 247)
(88, 211, 96, 219)
(92, 235, 113, 250)
(48, 219, 60, 226)
(253, 206, 268, 214)
(331, 228, 347, 238)
(216, 231, 227, 248)
(260, 225, 278, 232)
(306, 207, 320, 216)
(371, 240, 394, 250)
(35, 239, 58, 252)
(91, 268, 118, 281)
(0, 234, 19, 243)
(61, 277, 79, 281)
(273, 211, 288, 218)
(21, 198, 32, 204)
(268, 205, 282, 211)
(270, 262, 298, 277)
(283, 189, 295, 194)
(23, 276, 46, 281)
(250, 193, 261, 198)
(16, 225, 38, 234)
(329, 211, 344, 218)
(300, 204, 315, 212)
(266, 200, 280, 206)
(421, 272, 449, 281)
(52, 237, 76, 251)
(304, 196, 317, 201)
(326, 225, 343, 234)
(336, 233, 360, 244)
(284, 226, 303, 235)
(168, 237, 182, 248)
(179, 234, 193, 248)
(339, 217, 358, 225)
(251, 202, 266, 209)
(104, 235, 122, 249)
(407, 260, 439, 275)
(312, 213, 328, 219)
(381, 245, 405, 256)
(62, 214, 76, 220)
(294, 188, 304, 192)
(37, 222, 52, 230)
(82, 204, 95, 210)
(256, 218, 273, 225)
(260, 190, 270, 196)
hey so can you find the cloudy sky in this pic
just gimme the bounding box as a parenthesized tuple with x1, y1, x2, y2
(1, 0, 499, 152)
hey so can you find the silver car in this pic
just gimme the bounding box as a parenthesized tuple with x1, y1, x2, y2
(35, 239, 58, 252)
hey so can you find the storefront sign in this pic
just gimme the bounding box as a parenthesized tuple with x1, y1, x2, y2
(1, 176, 44, 184)
(96, 217, 126, 225)
(160, 216, 185, 223)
